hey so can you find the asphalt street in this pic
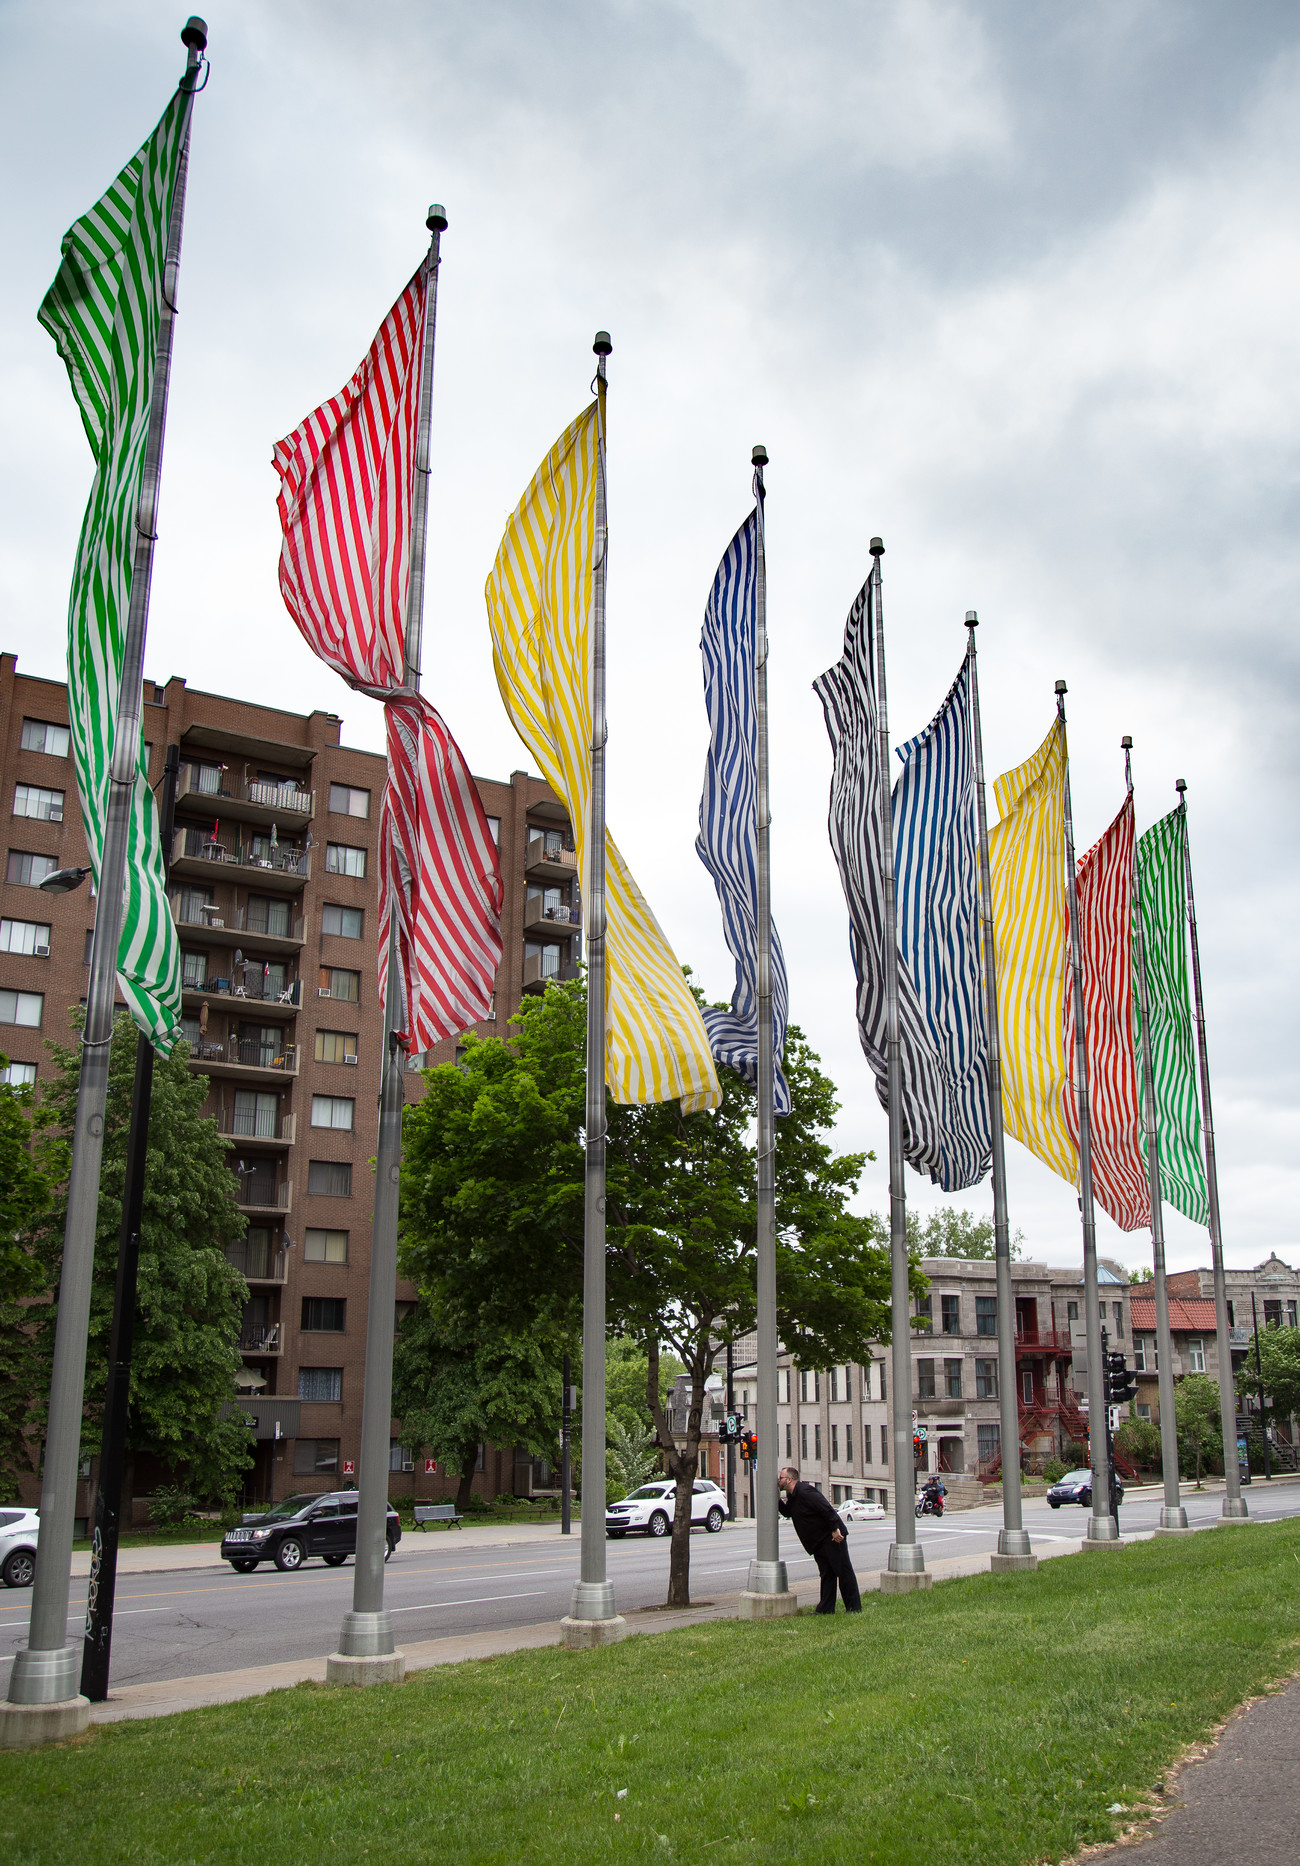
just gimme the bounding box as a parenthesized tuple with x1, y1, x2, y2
(3, 1483, 1298, 1693)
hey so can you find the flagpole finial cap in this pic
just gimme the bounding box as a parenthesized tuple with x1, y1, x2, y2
(869, 536, 885, 556)
(1121, 734, 1133, 749)
(426, 203, 448, 232)
(752, 444, 769, 467)
(965, 610, 978, 625)
(1054, 678, 1067, 695)
(181, 16, 208, 49)
(593, 330, 613, 356)
(1175, 778, 1187, 794)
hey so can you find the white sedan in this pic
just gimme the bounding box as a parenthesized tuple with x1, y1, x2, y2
(0, 1508, 38, 1588)
(840, 1496, 886, 1523)
(606, 1480, 729, 1538)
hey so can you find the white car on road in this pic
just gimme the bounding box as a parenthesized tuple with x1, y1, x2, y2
(840, 1496, 886, 1523)
(0, 1508, 38, 1588)
(606, 1480, 728, 1539)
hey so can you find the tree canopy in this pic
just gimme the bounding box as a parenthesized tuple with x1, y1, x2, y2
(400, 977, 904, 1605)
(904, 1208, 1024, 1261)
(1238, 1326, 1300, 1427)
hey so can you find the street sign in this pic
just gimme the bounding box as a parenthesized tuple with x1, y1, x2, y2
(915, 1425, 928, 1441)
(342, 1459, 355, 1477)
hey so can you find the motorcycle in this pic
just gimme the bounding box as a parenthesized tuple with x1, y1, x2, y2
(915, 1483, 946, 1518)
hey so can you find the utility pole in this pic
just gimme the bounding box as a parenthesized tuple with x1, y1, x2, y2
(561, 1352, 572, 1536)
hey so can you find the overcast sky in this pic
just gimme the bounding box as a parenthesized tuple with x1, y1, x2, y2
(3, 1, 1298, 1276)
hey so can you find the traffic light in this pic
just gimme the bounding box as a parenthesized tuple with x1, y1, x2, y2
(739, 1431, 757, 1463)
(1106, 1351, 1138, 1408)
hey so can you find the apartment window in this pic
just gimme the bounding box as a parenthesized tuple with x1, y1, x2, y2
(1112, 1301, 1124, 1338)
(838, 1366, 851, 1402)
(845, 1423, 853, 1465)
(6, 852, 57, 888)
(785, 1423, 792, 1458)
(1226, 1300, 1235, 1328)
(293, 1438, 340, 1475)
(181, 950, 207, 989)
(880, 1425, 887, 1466)
(1067, 1300, 1079, 1323)
(311, 1095, 354, 1131)
(1133, 1338, 1146, 1372)
(232, 1090, 277, 1138)
(800, 1423, 808, 1460)
(328, 784, 370, 819)
(799, 1368, 820, 1403)
(916, 1294, 932, 1323)
(941, 1294, 961, 1335)
(325, 843, 366, 878)
(1265, 1300, 1283, 1329)
(485, 815, 500, 844)
(390, 1440, 415, 1473)
(319, 966, 360, 1003)
(1187, 1338, 1206, 1373)
(863, 1424, 872, 1465)
(828, 1367, 839, 1403)
(308, 1161, 352, 1198)
(917, 1359, 936, 1400)
(0, 919, 50, 956)
(876, 1361, 886, 1402)
(297, 1367, 343, 1403)
(1021, 1370, 1034, 1404)
(977, 1423, 1000, 1466)
(1289, 1302, 1298, 1329)
(13, 785, 64, 822)
(321, 903, 363, 939)
(304, 1228, 349, 1264)
(20, 719, 70, 757)
(831, 1424, 840, 1464)
(779, 1368, 790, 1404)
(301, 1296, 346, 1332)
(0, 990, 43, 1028)
(1136, 1403, 1152, 1420)
(1, 1061, 36, 1088)
(975, 1296, 997, 1337)
(315, 1029, 358, 1065)
(814, 1424, 822, 1461)
(975, 1358, 998, 1399)
(176, 885, 213, 923)
(84, 930, 94, 965)
(944, 1359, 963, 1400)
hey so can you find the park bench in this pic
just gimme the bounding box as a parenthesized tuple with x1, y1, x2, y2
(414, 1503, 463, 1531)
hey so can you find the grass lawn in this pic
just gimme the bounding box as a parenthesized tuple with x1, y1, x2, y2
(4, 1521, 1298, 1865)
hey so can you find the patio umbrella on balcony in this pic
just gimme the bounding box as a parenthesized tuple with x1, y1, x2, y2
(199, 1001, 208, 1035)
(234, 1367, 266, 1390)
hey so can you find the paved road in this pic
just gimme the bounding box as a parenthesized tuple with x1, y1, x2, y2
(3, 1482, 1297, 1693)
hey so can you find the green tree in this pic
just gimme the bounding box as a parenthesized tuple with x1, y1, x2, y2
(15, 1014, 252, 1508)
(1115, 1413, 1161, 1472)
(391, 1291, 566, 1512)
(1174, 1373, 1222, 1486)
(608, 1418, 658, 1496)
(0, 1061, 64, 1491)
(400, 977, 907, 1607)
(605, 1336, 682, 1440)
(1237, 1327, 1300, 1431)
(904, 1208, 1024, 1261)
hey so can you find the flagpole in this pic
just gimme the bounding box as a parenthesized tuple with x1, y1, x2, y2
(562, 331, 624, 1647)
(327, 204, 446, 1687)
(742, 446, 793, 1616)
(966, 615, 1035, 1572)
(1177, 779, 1249, 1520)
(1056, 681, 1121, 1548)
(1124, 738, 1189, 1534)
(2, 19, 208, 1744)
(871, 541, 928, 1592)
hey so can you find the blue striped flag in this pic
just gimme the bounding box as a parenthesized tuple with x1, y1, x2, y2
(696, 494, 791, 1113)
(814, 585, 991, 1190)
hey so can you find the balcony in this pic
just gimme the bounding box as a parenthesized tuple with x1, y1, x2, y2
(226, 1241, 287, 1284)
(525, 837, 578, 884)
(171, 900, 306, 954)
(1014, 1329, 1075, 1356)
(216, 1109, 296, 1150)
(239, 1323, 282, 1356)
(187, 1038, 300, 1084)
(184, 974, 300, 1016)
(522, 953, 579, 994)
(177, 764, 314, 828)
(523, 903, 580, 938)
(170, 829, 310, 893)
(234, 1175, 293, 1214)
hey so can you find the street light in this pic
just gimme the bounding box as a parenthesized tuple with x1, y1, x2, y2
(39, 866, 92, 895)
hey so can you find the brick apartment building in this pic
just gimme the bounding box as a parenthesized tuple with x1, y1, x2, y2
(0, 653, 579, 1522)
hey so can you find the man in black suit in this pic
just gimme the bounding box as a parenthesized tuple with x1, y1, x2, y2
(778, 1465, 862, 1613)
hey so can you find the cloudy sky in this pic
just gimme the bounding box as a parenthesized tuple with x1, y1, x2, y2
(3, 1, 1298, 1275)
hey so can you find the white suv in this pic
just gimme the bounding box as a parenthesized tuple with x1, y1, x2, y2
(606, 1479, 728, 1539)
(0, 1508, 38, 1588)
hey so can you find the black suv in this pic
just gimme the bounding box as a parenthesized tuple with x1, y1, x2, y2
(221, 1491, 401, 1573)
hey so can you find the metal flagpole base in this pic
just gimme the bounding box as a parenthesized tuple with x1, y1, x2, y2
(1219, 1499, 1251, 1521)
(326, 1610, 405, 1686)
(561, 1580, 626, 1648)
(739, 1558, 797, 1619)
(991, 1527, 1037, 1572)
(1082, 1514, 1125, 1550)
(7, 1644, 81, 1706)
(880, 1543, 932, 1593)
(1154, 1505, 1192, 1535)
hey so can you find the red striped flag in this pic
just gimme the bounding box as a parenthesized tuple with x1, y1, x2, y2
(272, 271, 502, 1050)
(1063, 791, 1150, 1232)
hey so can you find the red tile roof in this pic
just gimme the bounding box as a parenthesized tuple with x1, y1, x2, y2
(1128, 1295, 1218, 1333)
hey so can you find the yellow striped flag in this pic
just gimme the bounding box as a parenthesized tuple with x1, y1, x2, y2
(485, 394, 721, 1112)
(988, 718, 1078, 1183)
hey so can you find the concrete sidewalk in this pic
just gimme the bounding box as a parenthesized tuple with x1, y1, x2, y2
(1093, 1674, 1300, 1864)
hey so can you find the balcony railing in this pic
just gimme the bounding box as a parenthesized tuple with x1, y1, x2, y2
(524, 903, 580, 935)
(1013, 1329, 1075, 1354)
(236, 906, 306, 942)
(178, 766, 314, 819)
(525, 837, 578, 875)
(235, 1177, 293, 1212)
(239, 1323, 282, 1355)
(220, 1109, 296, 1143)
(186, 975, 301, 1009)
(246, 780, 313, 816)
(187, 1038, 299, 1075)
(523, 953, 579, 992)
(173, 829, 310, 879)
(226, 1243, 287, 1282)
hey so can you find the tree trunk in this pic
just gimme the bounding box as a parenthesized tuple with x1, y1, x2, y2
(455, 1448, 478, 1514)
(646, 1343, 710, 1610)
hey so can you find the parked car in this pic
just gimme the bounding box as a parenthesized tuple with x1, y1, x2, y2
(0, 1508, 38, 1588)
(840, 1495, 886, 1523)
(220, 1492, 401, 1572)
(606, 1479, 728, 1538)
(1046, 1469, 1124, 1509)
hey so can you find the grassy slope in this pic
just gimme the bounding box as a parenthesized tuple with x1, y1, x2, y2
(4, 1521, 1298, 1866)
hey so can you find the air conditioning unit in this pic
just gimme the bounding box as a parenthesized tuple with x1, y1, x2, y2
(343, 1053, 359, 1066)
(34, 944, 50, 958)
(49, 808, 63, 823)
(317, 987, 331, 998)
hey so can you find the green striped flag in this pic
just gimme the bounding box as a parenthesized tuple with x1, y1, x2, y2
(38, 92, 187, 1051)
(1135, 806, 1208, 1224)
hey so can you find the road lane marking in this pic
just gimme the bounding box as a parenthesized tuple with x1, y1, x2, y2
(389, 1591, 549, 1613)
